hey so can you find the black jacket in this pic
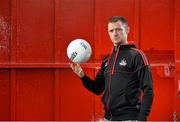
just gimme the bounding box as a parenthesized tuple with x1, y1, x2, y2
(81, 43, 154, 121)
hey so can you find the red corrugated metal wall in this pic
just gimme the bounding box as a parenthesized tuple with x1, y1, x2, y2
(0, 0, 179, 121)
(175, 0, 180, 121)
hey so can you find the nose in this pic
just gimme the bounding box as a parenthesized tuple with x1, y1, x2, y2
(113, 30, 118, 37)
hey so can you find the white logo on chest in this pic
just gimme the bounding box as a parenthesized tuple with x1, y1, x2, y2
(119, 58, 127, 66)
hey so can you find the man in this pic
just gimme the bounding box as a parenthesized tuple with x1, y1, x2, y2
(70, 16, 154, 121)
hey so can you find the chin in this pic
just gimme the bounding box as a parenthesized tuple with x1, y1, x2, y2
(113, 41, 121, 45)
(113, 43, 120, 46)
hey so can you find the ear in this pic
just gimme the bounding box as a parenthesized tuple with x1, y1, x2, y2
(126, 26, 130, 33)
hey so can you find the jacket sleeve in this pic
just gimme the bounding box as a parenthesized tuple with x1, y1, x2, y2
(80, 55, 109, 95)
(134, 51, 154, 121)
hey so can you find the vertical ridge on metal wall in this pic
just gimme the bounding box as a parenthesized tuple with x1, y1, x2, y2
(133, 0, 141, 47)
(54, 0, 61, 120)
(11, 0, 18, 120)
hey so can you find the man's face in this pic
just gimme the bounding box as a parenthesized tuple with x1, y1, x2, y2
(108, 21, 129, 46)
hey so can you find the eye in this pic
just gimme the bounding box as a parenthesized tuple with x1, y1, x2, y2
(116, 28, 122, 31)
(109, 29, 114, 33)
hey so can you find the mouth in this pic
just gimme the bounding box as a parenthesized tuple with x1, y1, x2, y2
(113, 38, 120, 41)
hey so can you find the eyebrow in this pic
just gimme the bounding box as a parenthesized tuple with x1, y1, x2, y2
(108, 27, 123, 32)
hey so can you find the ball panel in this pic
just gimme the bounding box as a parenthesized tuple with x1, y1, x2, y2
(67, 39, 92, 63)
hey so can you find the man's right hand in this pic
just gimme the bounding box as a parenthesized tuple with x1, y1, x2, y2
(70, 63, 85, 78)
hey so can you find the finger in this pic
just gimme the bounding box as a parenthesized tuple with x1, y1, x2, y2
(76, 64, 81, 69)
(70, 63, 75, 71)
(74, 65, 79, 73)
(69, 63, 73, 68)
(77, 63, 80, 67)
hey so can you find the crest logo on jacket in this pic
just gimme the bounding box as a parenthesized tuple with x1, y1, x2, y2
(119, 58, 127, 66)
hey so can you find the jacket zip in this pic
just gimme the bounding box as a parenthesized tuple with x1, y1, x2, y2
(111, 46, 120, 75)
(107, 45, 120, 120)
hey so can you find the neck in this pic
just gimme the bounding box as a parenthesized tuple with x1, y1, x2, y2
(114, 40, 128, 46)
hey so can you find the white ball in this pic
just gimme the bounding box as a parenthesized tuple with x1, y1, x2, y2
(67, 39, 92, 63)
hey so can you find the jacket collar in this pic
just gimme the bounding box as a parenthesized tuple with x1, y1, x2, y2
(114, 41, 136, 51)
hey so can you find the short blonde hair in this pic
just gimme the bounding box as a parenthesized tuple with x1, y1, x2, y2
(108, 16, 128, 29)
